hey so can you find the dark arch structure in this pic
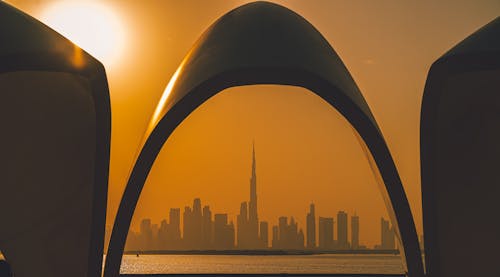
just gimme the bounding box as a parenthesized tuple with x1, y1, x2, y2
(421, 17, 500, 277)
(105, 2, 423, 276)
(0, 2, 110, 277)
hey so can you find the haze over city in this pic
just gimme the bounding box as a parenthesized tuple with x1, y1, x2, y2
(7, 0, 499, 250)
(1, 1, 499, 277)
(122, 145, 397, 251)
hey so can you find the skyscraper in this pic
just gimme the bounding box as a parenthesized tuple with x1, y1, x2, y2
(183, 199, 204, 249)
(248, 143, 259, 243)
(272, 225, 279, 249)
(167, 208, 181, 249)
(140, 218, 153, 250)
(337, 211, 349, 249)
(380, 217, 395, 250)
(183, 206, 192, 249)
(273, 216, 305, 249)
(278, 216, 288, 248)
(158, 219, 168, 249)
(351, 214, 359, 249)
(202, 205, 213, 249)
(306, 203, 316, 249)
(297, 229, 305, 249)
(260, 221, 269, 248)
(237, 201, 250, 248)
(151, 223, 159, 250)
(192, 198, 203, 246)
(318, 217, 334, 250)
(214, 214, 235, 249)
(237, 144, 260, 248)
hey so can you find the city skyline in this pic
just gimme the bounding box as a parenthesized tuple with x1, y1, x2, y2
(123, 146, 396, 251)
(123, 198, 395, 251)
(1, 2, 498, 276)
(129, 137, 397, 248)
(8, 0, 498, 256)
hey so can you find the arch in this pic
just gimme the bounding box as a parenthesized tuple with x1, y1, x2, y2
(0, 2, 110, 277)
(421, 17, 500, 277)
(105, 2, 423, 276)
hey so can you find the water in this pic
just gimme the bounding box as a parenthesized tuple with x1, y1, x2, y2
(120, 254, 405, 274)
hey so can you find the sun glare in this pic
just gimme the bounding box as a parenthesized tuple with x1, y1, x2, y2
(40, 1, 125, 68)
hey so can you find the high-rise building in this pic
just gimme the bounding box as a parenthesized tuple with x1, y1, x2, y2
(289, 217, 298, 248)
(183, 206, 192, 248)
(192, 198, 203, 247)
(351, 214, 359, 249)
(214, 214, 234, 249)
(297, 229, 305, 249)
(272, 225, 279, 249)
(182, 199, 204, 249)
(306, 203, 316, 249)
(318, 217, 334, 250)
(151, 223, 159, 250)
(248, 143, 259, 245)
(140, 218, 153, 250)
(158, 219, 168, 249)
(170, 208, 181, 228)
(170, 208, 181, 239)
(228, 221, 235, 249)
(273, 216, 305, 249)
(166, 208, 181, 249)
(214, 213, 227, 249)
(380, 217, 395, 250)
(237, 201, 249, 248)
(202, 205, 213, 249)
(249, 143, 258, 226)
(337, 211, 349, 249)
(278, 216, 288, 248)
(237, 144, 261, 249)
(260, 221, 268, 248)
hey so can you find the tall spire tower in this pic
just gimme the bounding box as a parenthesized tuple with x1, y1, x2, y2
(249, 141, 258, 224)
(237, 142, 260, 249)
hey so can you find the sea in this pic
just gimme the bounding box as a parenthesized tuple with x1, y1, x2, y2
(120, 254, 404, 274)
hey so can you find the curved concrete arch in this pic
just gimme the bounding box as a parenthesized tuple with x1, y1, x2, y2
(421, 17, 500, 277)
(0, 2, 111, 277)
(105, 2, 423, 276)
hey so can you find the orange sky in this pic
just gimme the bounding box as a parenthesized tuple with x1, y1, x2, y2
(9, 0, 500, 247)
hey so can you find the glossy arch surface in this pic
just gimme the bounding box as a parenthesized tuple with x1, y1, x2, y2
(105, 2, 423, 276)
(421, 17, 500, 277)
(0, 2, 111, 277)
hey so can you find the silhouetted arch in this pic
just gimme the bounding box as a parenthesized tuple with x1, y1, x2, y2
(105, 2, 423, 276)
(421, 17, 500, 277)
(0, 2, 110, 277)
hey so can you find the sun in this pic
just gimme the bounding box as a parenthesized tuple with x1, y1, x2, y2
(40, 1, 125, 68)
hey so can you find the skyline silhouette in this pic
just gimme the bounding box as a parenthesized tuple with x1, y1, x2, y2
(121, 199, 396, 251)
(1, 1, 498, 277)
(9, 2, 499, 249)
(121, 146, 396, 251)
(130, 122, 398, 248)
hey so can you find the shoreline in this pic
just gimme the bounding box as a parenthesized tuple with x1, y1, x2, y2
(122, 249, 400, 256)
